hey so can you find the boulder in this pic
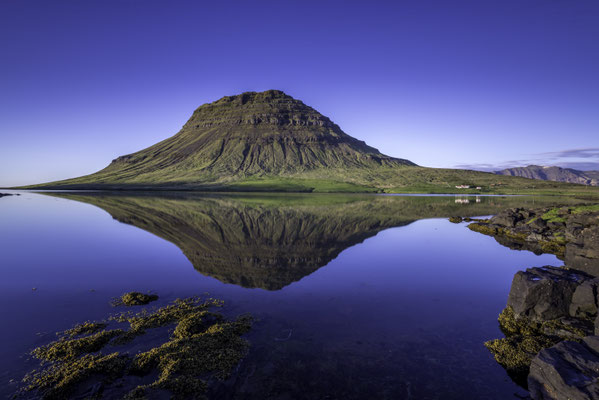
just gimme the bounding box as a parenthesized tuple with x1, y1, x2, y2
(529, 218, 548, 230)
(491, 209, 523, 228)
(566, 225, 599, 277)
(570, 279, 599, 319)
(507, 266, 590, 320)
(528, 337, 599, 400)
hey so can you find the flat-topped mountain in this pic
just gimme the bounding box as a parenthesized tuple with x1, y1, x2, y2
(105, 90, 416, 176)
(30, 90, 415, 190)
(21, 90, 599, 195)
(495, 165, 599, 186)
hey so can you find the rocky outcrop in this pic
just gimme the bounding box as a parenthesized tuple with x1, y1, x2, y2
(528, 336, 599, 400)
(566, 221, 599, 276)
(472, 204, 599, 397)
(508, 266, 592, 320)
(496, 165, 599, 186)
(0, 193, 15, 198)
(469, 205, 599, 274)
(484, 267, 596, 384)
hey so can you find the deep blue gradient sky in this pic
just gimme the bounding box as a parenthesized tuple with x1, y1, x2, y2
(1, 0, 598, 186)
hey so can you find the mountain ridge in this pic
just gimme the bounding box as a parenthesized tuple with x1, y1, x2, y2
(495, 165, 599, 186)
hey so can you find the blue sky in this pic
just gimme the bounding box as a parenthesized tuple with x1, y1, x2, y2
(1, 0, 598, 186)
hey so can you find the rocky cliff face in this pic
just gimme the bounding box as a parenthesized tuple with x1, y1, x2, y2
(496, 165, 599, 186)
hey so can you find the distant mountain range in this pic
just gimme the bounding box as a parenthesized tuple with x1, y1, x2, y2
(495, 165, 599, 186)
(19, 90, 599, 195)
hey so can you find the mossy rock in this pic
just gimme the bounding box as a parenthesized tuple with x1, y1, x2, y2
(23, 352, 129, 400)
(32, 329, 125, 361)
(485, 307, 588, 385)
(20, 293, 252, 399)
(115, 292, 159, 306)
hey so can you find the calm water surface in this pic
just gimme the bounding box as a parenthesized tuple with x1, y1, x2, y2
(0, 192, 574, 399)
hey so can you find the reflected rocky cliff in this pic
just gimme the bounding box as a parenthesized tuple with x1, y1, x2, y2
(46, 193, 566, 290)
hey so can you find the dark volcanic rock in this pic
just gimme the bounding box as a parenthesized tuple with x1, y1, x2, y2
(475, 205, 599, 396)
(469, 205, 599, 274)
(508, 266, 591, 320)
(528, 337, 599, 400)
(570, 279, 599, 319)
(566, 223, 599, 277)
(493, 210, 524, 228)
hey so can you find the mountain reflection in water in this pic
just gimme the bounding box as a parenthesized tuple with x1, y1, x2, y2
(45, 193, 574, 290)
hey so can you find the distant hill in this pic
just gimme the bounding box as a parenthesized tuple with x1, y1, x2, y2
(495, 165, 599, 186)
(19, 90, 599, 195)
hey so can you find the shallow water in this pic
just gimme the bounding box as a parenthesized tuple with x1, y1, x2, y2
(0, 191, 580, 399)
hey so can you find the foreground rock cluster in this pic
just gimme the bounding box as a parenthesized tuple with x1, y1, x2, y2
(467, 205, 599, 399)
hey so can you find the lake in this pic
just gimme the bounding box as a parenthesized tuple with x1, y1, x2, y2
(0, 191, 581, 399)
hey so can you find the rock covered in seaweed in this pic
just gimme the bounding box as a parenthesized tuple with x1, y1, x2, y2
(20, 293, 252, 399)
(113, 292, 159, 306)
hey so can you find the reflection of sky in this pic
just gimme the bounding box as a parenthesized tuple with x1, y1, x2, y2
(0, 193, 559, 397)
(1, 1, 598, 186)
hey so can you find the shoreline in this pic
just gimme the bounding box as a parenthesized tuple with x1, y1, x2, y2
(463, 204, 599, 399)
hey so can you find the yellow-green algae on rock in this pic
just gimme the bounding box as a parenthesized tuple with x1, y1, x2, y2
(112, 291, 159, 306)
(20, 294, 252, 399)
(484, 307, 587, 385)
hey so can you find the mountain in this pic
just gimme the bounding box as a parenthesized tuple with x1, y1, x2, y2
(29, 90, 414, 191)
(20, 90, 599, 195)
(495, 165, 599, 186)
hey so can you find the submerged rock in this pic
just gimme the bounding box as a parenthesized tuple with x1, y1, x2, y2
(528, 336, 599, 400)
(20, 294, 252, 399)
(113, 291, 158, 306)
